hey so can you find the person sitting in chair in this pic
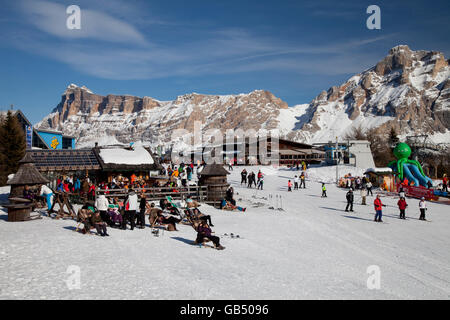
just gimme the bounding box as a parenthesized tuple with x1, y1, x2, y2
(185, 208, 214, 227)
(195, 220, 224, 250)
(107, 203, 122, 227)
(91, 210, 109, 236)
(159, 199, 180, 215)
(148, 203, 163, 226)
(186, 197, 200, 208)
(77, 204, 95, 234)
(151, 210, 181, 231)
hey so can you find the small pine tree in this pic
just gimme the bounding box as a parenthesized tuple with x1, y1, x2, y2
(344, 125, 367, 141)
(388, 127, 399, 147)
(0, 111, 26, 186)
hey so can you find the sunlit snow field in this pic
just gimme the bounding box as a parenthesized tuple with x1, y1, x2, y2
(1, 165, 449, 299)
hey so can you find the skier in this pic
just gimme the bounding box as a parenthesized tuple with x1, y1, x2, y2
(356, 177, 361, 190)
(293, 175, 299, 190)
(397, 197, 407, 219)
(366, 181, 373, 196)
(257, 174, 264, 190)
(373, 194, 386, 222)
(443, 174, 448, 192)
(228, 159, 233, 171)
(321, 183, 327, 197)
(419, 197, 427, 221)
(241, 169, 248, 185)
(299, 172, 306, 189)
(288, 180, 292, 192)
(398, 186, 406, 199)
(345, 188, 354, 212)
(248, 172, 255, 188)
(360, 187, 367, 205)
(257, 170, 263, 182)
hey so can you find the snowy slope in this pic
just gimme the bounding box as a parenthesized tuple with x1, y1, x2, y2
(1, 166, 450, 299)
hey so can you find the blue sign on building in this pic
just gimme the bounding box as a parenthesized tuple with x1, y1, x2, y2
(36, 130, 63, 150)
(25, 125, 33, 149)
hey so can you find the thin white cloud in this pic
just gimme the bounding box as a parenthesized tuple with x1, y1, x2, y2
(9, 0, 397, 80)
(20, 0, 148, 45)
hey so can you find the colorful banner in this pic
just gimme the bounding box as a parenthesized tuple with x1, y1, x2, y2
(25, 125, 32, 149)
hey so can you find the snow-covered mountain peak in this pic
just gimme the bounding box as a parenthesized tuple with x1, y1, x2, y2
(37, 45, 449, 148)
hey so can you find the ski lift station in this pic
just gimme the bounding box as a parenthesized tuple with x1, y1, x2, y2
(315, 140, 375, 170)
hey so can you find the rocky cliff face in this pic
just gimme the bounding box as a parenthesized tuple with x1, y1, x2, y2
(37, 85, 288, 148)
(37, 45, 450, 148)
(285, 45, 450, 143)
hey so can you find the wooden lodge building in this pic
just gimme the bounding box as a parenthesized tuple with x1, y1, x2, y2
(185, 137, 325, 166)
(26, 145, 162, 187)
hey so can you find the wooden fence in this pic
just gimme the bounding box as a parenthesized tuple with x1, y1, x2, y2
(94, 185, 208, 203)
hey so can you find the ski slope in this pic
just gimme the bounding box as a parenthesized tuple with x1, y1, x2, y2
(1, 165, 449, 299)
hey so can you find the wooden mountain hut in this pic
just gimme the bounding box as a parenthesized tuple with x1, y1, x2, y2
(7, 153, 49, 198)
(198, 163, 230, 207)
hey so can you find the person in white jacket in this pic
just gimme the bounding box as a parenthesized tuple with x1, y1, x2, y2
(360, 187, 367, 205)
(95, 192, 111, 226)
(180, 170, 187, 187)
(122, 189, 138, 230)
(419, 197, 427, 221)
(39, 185, 54, 211)
(293, 176, 299, 190)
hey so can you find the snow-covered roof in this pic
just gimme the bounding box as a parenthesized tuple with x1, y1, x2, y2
(364, 167, 393, 174)
(99, 146, 154, 165)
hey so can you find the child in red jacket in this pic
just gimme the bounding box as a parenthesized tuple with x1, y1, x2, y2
(397, 197, 408, 219)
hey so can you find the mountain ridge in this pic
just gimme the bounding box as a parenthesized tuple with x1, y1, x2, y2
(36, 45, 450, 148)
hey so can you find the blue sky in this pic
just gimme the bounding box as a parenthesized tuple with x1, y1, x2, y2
(0, 0, 449, 124)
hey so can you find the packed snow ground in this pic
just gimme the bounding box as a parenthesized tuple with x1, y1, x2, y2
(1, 165, 450, 299)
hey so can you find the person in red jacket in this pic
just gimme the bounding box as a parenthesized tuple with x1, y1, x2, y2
(374, 194, 386, 222)
(443, 174, 448, 192)
(288, 180, 292, 192)
(397, 197, 408, 219)
(63, 181, 70, 193)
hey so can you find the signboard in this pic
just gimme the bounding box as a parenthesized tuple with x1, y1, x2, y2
(398, 183, 438, 201)
(26, 125, 33, 149)
(36, 130, 63, 150)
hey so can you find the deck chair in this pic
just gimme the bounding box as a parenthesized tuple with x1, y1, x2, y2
(184, 209, 212, 246)
(166, 196, 184, 209)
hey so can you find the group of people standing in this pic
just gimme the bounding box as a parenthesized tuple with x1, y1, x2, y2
(342, 184, 429, 222)
(240, 169, 264, 190)
(288, 172, 306, 191)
